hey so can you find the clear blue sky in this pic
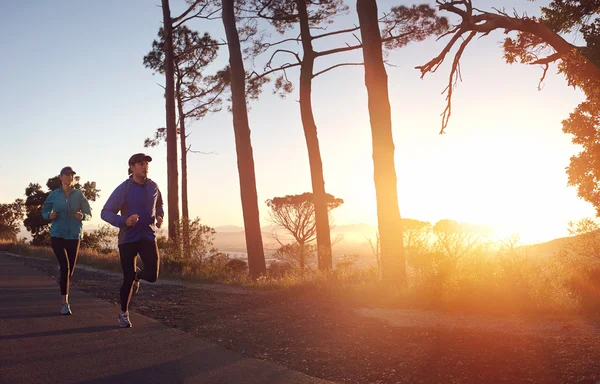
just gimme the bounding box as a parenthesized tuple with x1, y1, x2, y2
(0, 0, 593, 245)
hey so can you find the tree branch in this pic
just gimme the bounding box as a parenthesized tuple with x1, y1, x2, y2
(416, 0, 600, 132)
(261, 37, 302, 49)
(416, 28, 466, 77)
(312, 25, 360, 40)
(530, 52, 562, 65)
(248, 62, 302, 81)
(313, 62, 363, 78)
(537, 63, 549, 91)
(439, 30, 476, 134)
(172, 0, 203, 23)
(189, 148, 218, 155)
(265, 49, 302, 68)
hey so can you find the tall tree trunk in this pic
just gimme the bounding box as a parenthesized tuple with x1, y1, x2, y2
(222, 0, 267, 278)
(296, 0, 333, 271)
(161, 0, 180, 240)
(357, 0, 406, 287)
(177, 92, 191, 259)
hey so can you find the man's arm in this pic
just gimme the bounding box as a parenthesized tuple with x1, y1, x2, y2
(101, 183, 126, 228)
(156, 186, 164, 219)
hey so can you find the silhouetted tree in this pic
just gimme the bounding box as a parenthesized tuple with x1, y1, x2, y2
(247, 0, 446, 272)
(160, 0, 180, 240)
(0, 199, 24, 241)
(266, 192, 343, 272)
(222, 0, 267, 278)
(356, 0, 406, 287)
(144, 25, 224, 256)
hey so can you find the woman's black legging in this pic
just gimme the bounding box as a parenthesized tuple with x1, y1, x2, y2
(50, 237, 81, 295)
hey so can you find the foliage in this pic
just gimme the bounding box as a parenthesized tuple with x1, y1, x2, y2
(273, 242, 318, 272)
(157, 217, 226, 275)
(266, 192, 343, 245)
(0, 199, 24, 241)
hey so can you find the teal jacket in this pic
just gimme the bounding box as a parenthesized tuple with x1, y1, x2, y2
(41, 188, 92, 240)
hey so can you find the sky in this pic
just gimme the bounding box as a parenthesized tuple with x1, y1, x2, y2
(0, 0, 593, 246)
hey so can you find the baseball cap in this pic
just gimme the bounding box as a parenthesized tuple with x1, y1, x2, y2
(60, 166, 76, 175)
(128, 153, 153, 165)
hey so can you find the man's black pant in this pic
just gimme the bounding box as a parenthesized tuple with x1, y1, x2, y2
(118, 239, 160, 312)
(51, 237, 80, 296)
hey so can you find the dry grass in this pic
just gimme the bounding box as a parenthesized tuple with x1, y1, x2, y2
(6, 242, 122, 273)
(4, 240, 600, 317)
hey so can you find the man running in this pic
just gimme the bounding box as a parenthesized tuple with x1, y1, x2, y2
(101, 153, 164, 328)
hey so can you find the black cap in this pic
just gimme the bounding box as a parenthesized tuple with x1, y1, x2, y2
(128, 153, 153, 165)
(60, 166, 76, 175)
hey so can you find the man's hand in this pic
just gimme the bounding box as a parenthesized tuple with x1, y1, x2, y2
(75, 210, 84, 220)
(49, 211, 58, 220)
(156, 216, 163, 228)
(125, 214, 139, 227)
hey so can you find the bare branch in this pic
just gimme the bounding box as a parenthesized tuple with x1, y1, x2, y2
(266, 49, 302, 68)
(172, 0, 204, 23)
(417, 0, 599, 132)
(262, 37, 302, 49)
(189, 149, 218, 155)
(248, 62, 302, 81)
(313, 62, 363, 77)
(439, 30, 476, 134)
(415, 28, 466, 77)
(537, 64, 549, 91)
(315, 43, 362, 57)
(312, 25, 360, 40)
(184, 86, 224, 117)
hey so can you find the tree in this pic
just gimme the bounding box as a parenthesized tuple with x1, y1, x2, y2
(0, 199, 24, 241)
(417, 0, 600, 215)
(23, 176, 100, 245)
(562, 218, 600, 271)
(266, 192, 343, 273)
(248, 0, 349, 273)
(247, 1, 447, 271)
(356, 0, 405, 287)
(160, 0, 180, 240)
(222, 0, 267, 278)
(266, 193, 343, 242)
(144, 24, 224, 256)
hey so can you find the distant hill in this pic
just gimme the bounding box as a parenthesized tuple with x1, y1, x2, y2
(212, 222, 583, 264)
(212, 223, 379, 260)
(516, 235, 571, 258)
(214, 225, 244, 233)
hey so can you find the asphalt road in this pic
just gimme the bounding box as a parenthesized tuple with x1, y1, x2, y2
(0, 255, 332, 384)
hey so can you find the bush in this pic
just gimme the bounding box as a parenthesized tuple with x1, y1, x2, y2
(157, 218, 237, 280)
(226, 258, 248, 274)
